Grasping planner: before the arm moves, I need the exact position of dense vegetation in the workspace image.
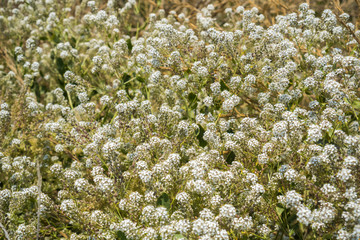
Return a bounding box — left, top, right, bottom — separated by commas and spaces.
0, 0, 360, 239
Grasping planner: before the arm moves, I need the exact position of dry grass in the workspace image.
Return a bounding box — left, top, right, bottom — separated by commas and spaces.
128, 0, 360, 29
0, 0, 359, 28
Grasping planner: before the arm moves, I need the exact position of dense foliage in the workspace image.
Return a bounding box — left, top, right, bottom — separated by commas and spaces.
1, 0, 360, 239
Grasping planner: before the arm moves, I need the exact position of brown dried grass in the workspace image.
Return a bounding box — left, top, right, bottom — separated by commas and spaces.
135, 0, 360, 28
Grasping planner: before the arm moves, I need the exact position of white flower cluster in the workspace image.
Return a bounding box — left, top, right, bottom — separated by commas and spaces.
0, 0, 360, 239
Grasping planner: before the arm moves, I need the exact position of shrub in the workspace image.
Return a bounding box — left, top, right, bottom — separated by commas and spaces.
0, 1, 360, 239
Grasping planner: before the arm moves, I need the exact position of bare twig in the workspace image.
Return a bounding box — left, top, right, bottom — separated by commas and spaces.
332, 0, 360, 46
48, 138, 80, 162
0, 221, 10, 240
168, 0, 200, 13
355, 0, 360, 9
36, 157, 42, 240
143, 0, 157, 7
0, 48, 24, 86
271, 0, 289, 11
220, 113, 245, 118
51, 227, 69, 239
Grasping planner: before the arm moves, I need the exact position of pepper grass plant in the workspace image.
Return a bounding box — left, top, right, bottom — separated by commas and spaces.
0, 0, 360, 239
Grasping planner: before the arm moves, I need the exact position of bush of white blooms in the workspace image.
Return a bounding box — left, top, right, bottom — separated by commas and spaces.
0, 0, 360, 239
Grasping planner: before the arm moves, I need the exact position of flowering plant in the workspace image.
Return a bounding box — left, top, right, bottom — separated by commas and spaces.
0, 1, 360, 239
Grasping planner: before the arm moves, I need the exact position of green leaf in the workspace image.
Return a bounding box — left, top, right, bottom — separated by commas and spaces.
70, 37, 77, 48
352, 100, 360, 110
298, 222, 304, 234
225, 151, 236, 164
122, 73, 132, 98
126, 39, 132, 52
116, 231, 127, 240
136, 76, 145, 83
220, 79, 229, 91
187, 92, 197, 103
276, 206, 284, 216
56, 57, 67, 76
122, 73, 131, 83
196, 125, 207, 147
187, 93, 198, 116
49, 30, 61, 43
30, 78, 41, 102
174, 234, 185, 239
156, 193, 171, 210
